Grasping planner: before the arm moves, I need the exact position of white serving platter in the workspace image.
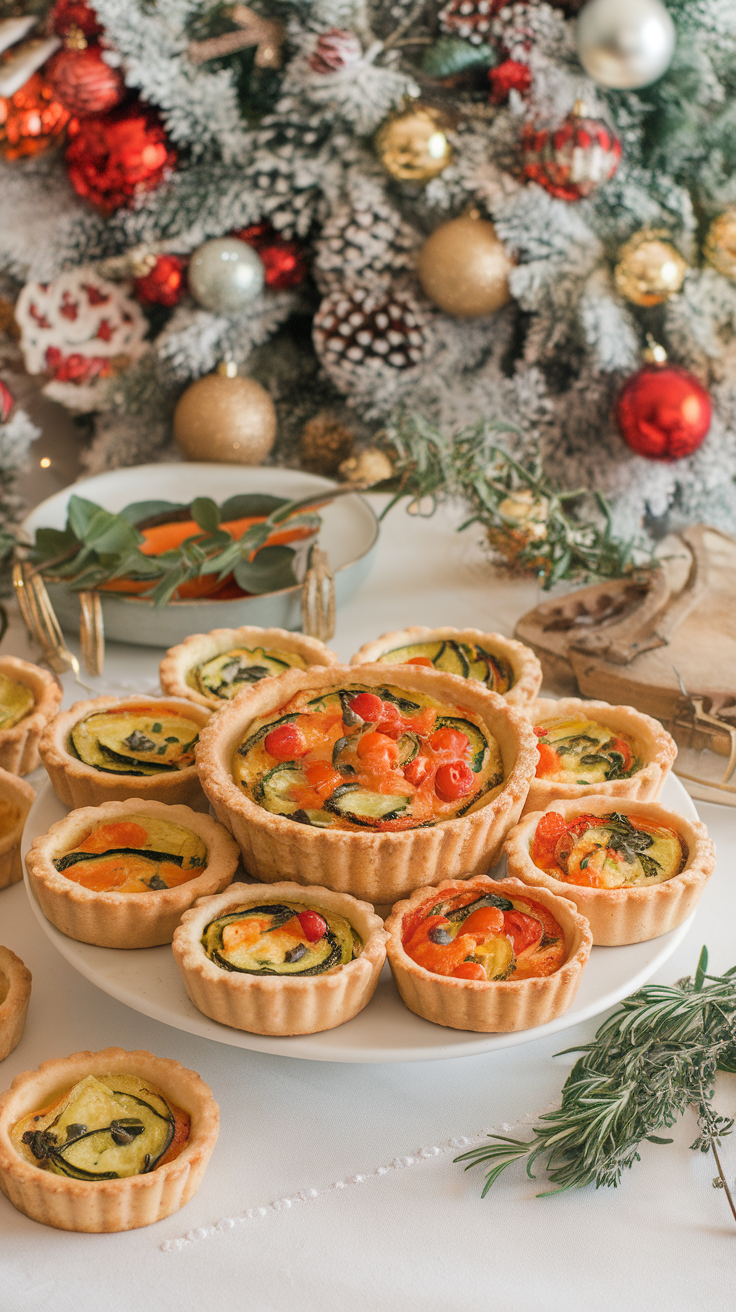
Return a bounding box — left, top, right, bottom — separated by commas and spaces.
22, 774, 699, 1064
21, 464, 379, 647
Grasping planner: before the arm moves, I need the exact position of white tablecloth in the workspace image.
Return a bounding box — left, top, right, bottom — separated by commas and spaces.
1, 495, 734, 1311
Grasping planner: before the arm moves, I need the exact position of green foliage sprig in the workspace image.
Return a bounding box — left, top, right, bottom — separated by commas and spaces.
381, 414, 649, 589
456, 947, 736, 1221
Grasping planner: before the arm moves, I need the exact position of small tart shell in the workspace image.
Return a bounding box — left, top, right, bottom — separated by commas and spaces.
522, 696, 677, 814
39, 695, 211, 811
195, 662, 538, 905
350, 626, 542, 710
160, 625, 339, 710
0, 656, 61, 776
173, 881, 388, 1036
385, 875, 592, 1033
504, 796, 715, 946
25, 800, 241, 949
0, 947, 32, 1061
0, 769, 35, 892
0, 1047, 219, 1232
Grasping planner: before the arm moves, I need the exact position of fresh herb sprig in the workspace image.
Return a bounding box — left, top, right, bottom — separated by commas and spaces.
456, 948, 736, 1220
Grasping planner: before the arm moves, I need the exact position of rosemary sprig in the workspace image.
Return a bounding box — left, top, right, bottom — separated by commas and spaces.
456, 948, 736, 1210
381, 412, 649, 589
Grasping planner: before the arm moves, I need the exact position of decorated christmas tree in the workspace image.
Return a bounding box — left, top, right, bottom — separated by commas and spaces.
1, 0, 736, 576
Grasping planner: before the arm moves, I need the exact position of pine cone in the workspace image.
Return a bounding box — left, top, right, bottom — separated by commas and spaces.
245, 107, 345, 238
300, 411, 355, 475
314, 197, 419, 295
313, 286, 430, 395
439, 0, 505, 45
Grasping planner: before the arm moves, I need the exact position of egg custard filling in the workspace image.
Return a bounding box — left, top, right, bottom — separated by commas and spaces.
11, 1074, 189, 1181
402, 887, 566, 982
0, 671, 34, 732
191, 647, 308, 702
70, 705, 200, 776
533, 715, 640, 785
202, 900, 361, 976
531, 810, 686, 889
232, 684, 504, 832
376, 639, 512, 694
53, 816, 207, 894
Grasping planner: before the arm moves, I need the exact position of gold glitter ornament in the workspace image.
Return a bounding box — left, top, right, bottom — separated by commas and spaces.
375, 104, 452, 183
416, 214, 512, 317
339, 447, 394, 486
704, 209, 736, 283
173, 361, 276, 464
614, 229, 687, 307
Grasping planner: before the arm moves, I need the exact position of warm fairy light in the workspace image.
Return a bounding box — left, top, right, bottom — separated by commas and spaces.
39, 457, 51, 468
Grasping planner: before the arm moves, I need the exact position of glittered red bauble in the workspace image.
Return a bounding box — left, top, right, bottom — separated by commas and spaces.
50, 1, 103, 40
522, 110, 622, 201
232, 223, 307, 290
134, 254, 186, 307
0, 379, 14, 423
65, 104, 176, 212
616, 365, 712, 461
0, 73, 70, 161
307, 29, 362, 74
47, 46, 125, 117
488, 59, 532, 104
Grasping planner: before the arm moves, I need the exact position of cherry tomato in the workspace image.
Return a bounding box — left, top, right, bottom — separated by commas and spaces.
375, 701, 403, 739
429, 727, 470, 756
357, 731, 399, 769
535, 742, 561, 778
297, 910, 327, 942
531, 810, 567, 866
349, 692, 384, 723
503, 910, 543, 954
406, 656, 434, 667
533, 725, 548, 737
264, 722, 307, 760
404, 754, 433, 788
452, 961, 487, 981
435, 760, 474, 802
461, 906, 504, 940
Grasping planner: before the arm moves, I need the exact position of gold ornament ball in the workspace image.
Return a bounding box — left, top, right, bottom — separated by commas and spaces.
173, 364, 277, 464
375, 105, 452, 183
614, 229, 687, 307
339, 447, 394, 486
704, 209, 736, 283
416, 216, 512, 318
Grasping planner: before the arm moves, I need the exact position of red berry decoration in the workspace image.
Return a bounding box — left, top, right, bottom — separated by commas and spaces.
232, 222, 307, 291
65, 103, 176, 212
134, 254, 186, 307
0, 380, 14, 423
47, 46, 125, 117
522, 103, 622, 202
616, 363, 712, 462
50, 0, 103, 40
488, 59, 532, 105
307, 29, 362, 74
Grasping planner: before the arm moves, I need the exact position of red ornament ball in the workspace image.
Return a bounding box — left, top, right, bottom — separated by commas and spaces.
65, 103, 176, 212
0, 379, 14, 424
232, 223, 307, 290
134, 254, 186, 307
47, 46, 125, 117
50, 0, 103, 40
488, 59, 532, 105
616, 365, 712, 461
0, 73, 70, 161
522, 109, 622, 201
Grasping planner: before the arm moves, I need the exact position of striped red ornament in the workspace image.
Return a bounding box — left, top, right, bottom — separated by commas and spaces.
47, 46, 125, 117
522, 106, 622, 201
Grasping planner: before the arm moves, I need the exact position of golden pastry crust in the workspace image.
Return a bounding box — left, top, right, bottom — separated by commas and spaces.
195, 662, 538, 905
504, 796, 715, 945
350, 626, 542, 710
25, 800, 240, 949
522, 696, 677, 814
160, 625, 339, 710
173, 881, 388, 1035
0, 656, 61, 776
0, 769, 35, 892
0, 1047, 219, 1232
0, 947, 32, 1062
39, 695, 211, 811
385, 876, 592, 1033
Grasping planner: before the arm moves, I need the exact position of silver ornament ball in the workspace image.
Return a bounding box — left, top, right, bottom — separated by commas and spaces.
188, 237, 265, 313
576, 0, 675, 89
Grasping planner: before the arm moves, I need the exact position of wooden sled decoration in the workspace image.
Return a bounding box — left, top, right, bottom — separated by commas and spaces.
514, 525, 736, 803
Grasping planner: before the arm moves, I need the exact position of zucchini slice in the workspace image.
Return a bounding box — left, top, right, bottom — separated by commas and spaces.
254, 761, 305, 815
396, 731, 420, 766
378, 640, 445, 666
433, 640, 470, 678
70, 708, 200, 776
237, 712, 299, 758
201, 901, 360, 975
324, 783, 409, 827
434, 716, 489, 773
196, 647, 296, 701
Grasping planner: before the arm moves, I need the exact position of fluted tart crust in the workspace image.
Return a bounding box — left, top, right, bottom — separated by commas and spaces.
160, 624, 338, 710
0, 656, 61, 776
504, 796, 715, 945
0, 768, 35, 892
0, 946, 32, 1062
25, 799, 240, 949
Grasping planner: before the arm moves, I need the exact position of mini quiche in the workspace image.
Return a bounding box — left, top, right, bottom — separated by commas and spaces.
0, 1047, 218, 1232
25, 800, 240, 948
159, 625, 338, 710
173, 881, 388, 1035
0, 768, 35, 892
523, 696, 676, 814
504, 797, 715, 945
39, 695, 211, 811
0, 656, 61, 776
385, 875, 591, 1032
0, 946, 32, 1062
350, 626, 542, 710
195, 662, 537, 904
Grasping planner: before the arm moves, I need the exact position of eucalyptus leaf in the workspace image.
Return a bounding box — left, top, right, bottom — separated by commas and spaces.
422, 36, 496, 76
66, 495, 104, 541
234, 544, 298, 595
191, 497, 221, 534
33, 526, 78, 560
119, 500, 186, 526
219, 493, 288, 520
